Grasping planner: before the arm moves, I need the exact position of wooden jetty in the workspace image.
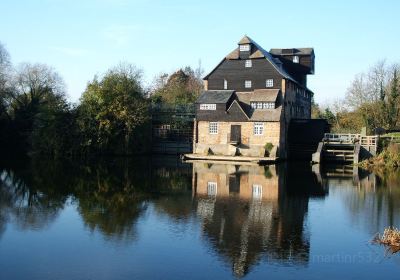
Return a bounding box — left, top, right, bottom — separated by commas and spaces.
182, 153, 278, 164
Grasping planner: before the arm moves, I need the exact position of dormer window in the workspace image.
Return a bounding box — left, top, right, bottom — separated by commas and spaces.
293, 56, 299, 63
200, 104, 216, 110
251, 102, 275, 109
245, 60, 252, 67
244, 80, 252, 88
239, 44, 250, 52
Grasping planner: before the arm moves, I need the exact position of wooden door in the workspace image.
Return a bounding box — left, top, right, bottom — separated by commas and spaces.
230, 125, 241, 144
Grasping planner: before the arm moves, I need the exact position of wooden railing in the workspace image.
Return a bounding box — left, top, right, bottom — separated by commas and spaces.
323, 133, 361, 144
323, 133, 378, 148
360, 136, 378, 147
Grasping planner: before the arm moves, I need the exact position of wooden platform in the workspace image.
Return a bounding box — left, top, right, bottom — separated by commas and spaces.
182, 153, 278, 164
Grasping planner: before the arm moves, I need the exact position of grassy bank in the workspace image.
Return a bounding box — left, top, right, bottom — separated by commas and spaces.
359, 142, 400, 170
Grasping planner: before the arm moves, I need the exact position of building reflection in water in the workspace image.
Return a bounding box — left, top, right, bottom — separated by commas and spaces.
191, 162, 327, 278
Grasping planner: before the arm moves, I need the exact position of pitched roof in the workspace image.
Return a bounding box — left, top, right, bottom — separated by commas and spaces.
196, 90, 234, 104
240, 36, 297, 84
249, 89, 280, 102
250, 107, 282, 122
238, 35, 252, 44
269, 48, 314, 56
227, 100, 249, 120
235, 91, 282, 122
203, 35, 305, 88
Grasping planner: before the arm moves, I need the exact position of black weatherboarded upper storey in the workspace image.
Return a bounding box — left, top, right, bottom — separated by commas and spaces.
203, 35, 314, 90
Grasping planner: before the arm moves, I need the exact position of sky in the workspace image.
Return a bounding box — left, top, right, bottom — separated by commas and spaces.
1, 0, 400, 104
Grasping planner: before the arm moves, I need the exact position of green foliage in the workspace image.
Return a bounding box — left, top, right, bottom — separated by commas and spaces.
386, 69, 400, 129
264, 142, 274, 156
264, 166, 273, 178
5, 63, 70, 155
77, 63, 150, 155
150, 67, 202, 105
313, 61, 400, 134
360, 143, 400, 169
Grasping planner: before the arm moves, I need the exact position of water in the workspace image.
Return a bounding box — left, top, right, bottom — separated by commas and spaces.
0, 157, 399, 280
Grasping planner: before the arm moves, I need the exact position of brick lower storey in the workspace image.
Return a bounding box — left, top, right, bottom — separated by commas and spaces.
194, 121, 285, 158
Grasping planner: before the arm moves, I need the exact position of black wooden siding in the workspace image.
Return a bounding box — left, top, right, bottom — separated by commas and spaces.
195, 101, 248, 122
207, 58, 283, 92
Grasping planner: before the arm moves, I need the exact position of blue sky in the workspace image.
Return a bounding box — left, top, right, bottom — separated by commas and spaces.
1, 0, 400, 104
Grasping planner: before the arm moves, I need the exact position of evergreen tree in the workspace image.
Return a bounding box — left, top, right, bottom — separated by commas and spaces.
387, 69, 399, 129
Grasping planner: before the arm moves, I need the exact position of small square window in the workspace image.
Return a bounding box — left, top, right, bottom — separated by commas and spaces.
239, 44, 250, 52
293, 56, 299, 63
245, 60, 252, 67
245, 80, 252, 88
266, 79, 273, 87
254, 122, 264, 135
256, 102, 263, 109
209, 122, 218, 134
251, 102, 257, 109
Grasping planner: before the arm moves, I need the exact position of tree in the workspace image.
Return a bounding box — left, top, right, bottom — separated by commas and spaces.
150, 66, 203, 105
78, 63, 149, 155
344, 61, 400, 131
0, 42, 13, 152
0, 42, 11, 119
387, 69, 400, 129
8, 63, 68, 154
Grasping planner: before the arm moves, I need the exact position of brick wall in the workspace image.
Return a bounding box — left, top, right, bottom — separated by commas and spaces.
196, 121, 281, 146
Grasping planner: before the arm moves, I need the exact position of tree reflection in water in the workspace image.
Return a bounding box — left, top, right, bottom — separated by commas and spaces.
0, 156, 193, 243
1, 157, 400, 278
0, 159, 69, 233
314, 164, 400, 236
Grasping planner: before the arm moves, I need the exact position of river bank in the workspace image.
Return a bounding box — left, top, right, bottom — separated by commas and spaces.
359, 142, 400, 170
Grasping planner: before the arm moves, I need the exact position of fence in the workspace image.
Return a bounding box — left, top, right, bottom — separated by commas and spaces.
323, 133, 378, 149
151, 104, 195, 154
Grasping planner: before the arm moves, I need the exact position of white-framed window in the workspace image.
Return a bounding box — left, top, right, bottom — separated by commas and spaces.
200, 104, 216, 110
252, 184, 262, 199
207, 182, 217, 196
245, 80, 252, 88
251, 102, 275, 110
254, 122, 264, 135
239, 44, 250, 52
223, 79, 227, 89
293, 56, 299, 63
263, 102, 275, 109
245, 60, 252, 68
209, 122, 218, 134
266, 79, 273, 87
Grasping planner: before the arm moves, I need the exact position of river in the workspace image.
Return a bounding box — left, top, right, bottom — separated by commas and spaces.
0, 157, 399, 279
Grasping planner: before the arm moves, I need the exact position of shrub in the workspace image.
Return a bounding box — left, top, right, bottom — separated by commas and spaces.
264, 142, 274, 157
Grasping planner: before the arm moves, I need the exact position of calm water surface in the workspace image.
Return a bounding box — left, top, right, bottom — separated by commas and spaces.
0, 157, 399, 279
